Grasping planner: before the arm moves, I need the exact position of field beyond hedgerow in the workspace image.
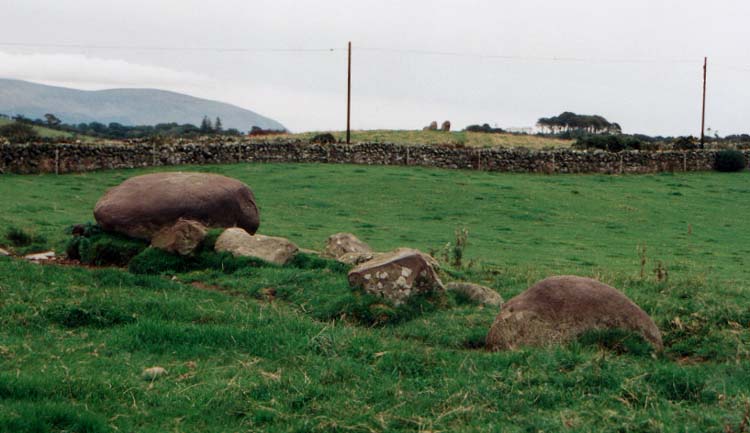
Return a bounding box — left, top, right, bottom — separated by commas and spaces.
247, 129, 573, 149
1, 163, 749, 432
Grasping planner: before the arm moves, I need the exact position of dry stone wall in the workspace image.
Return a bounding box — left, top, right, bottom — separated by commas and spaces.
1, 141, 748, 175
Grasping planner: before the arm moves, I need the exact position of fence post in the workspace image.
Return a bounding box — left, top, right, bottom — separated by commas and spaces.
55, 148, 59, 175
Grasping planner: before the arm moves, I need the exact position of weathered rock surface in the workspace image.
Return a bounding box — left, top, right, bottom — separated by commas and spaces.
151, 219, 207, 255
215, 227, 298, 265
0, 247, 9, 257
323, 233, 373, 260
446, 282, 503, 306
486, 275, 662, 351
391, 247, 441, 270
348, 248, 444, 305
337, 251, 376, 265
441, 120, 451, 132
94, 172, 259, 240
298, 247, 320, 255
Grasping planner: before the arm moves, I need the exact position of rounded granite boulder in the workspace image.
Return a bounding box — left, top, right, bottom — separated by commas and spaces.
486, 275, 662, 351
94, 172, 259, 240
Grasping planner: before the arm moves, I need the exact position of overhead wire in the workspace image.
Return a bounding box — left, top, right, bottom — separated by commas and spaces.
0, 41, 747, 69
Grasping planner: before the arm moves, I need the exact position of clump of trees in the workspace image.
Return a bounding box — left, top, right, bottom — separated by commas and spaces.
537, 112, 621, 135
464, 123, 505, 133
572, 134, 643, 152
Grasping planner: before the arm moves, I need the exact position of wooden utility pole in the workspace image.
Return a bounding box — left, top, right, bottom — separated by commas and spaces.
700, 57, 707, 148
346, 41, 352, 144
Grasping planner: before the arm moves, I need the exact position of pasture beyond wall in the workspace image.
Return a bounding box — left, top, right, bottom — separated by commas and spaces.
1, 141, 749, 175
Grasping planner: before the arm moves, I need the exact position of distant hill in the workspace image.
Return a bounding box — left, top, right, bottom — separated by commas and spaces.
0, 79, 285, 132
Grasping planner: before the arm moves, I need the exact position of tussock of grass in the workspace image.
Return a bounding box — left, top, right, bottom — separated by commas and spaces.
66, 226, 148, 266
44, 302, 136, 329
0, 401, 109, 433
575, 328, 654, 356
3, 226, 49, 255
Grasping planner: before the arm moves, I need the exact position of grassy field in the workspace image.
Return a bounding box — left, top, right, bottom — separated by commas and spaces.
0, 118, 97, 142
249, 129, 573, 149
1, 163, 749, 432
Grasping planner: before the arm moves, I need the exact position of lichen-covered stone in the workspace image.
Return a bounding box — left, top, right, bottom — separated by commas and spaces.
348, 248, 444, 306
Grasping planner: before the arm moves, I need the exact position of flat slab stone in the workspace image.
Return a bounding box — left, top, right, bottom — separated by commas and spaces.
24, 251, 55, 261
215, 227, 298, 265
446, 282, 503, 306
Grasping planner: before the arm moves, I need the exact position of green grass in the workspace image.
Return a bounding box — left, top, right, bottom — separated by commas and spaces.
1, 164, 748, 282
1, 163, 749, 431
249, 129, 573, 149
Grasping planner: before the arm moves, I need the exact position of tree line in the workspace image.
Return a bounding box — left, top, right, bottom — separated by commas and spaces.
5, 113, 245, 140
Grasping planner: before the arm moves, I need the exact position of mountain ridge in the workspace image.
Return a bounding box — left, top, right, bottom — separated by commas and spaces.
0, 78, 285, 132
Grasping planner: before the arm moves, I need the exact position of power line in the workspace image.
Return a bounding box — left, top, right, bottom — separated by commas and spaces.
0, 41, 341, 53
357, 46, 700, 65
1, 40, 746, 68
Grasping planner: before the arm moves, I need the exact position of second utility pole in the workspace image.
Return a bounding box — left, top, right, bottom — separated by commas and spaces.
346, 41, 352, 144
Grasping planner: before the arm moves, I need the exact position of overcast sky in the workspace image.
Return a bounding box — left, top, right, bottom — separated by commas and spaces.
0, 0, 748, 135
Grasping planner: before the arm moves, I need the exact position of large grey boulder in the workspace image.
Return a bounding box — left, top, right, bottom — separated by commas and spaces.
215, 228, 298, 265
446, 282, 503, 306
486, 275, 662, 351
94, 172, 259, 240
150, 219, 207, 256
348, 248, 444, 306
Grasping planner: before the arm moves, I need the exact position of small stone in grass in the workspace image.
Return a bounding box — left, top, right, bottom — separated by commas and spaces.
23, 251, 55, 261
142, 366, 168, 381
